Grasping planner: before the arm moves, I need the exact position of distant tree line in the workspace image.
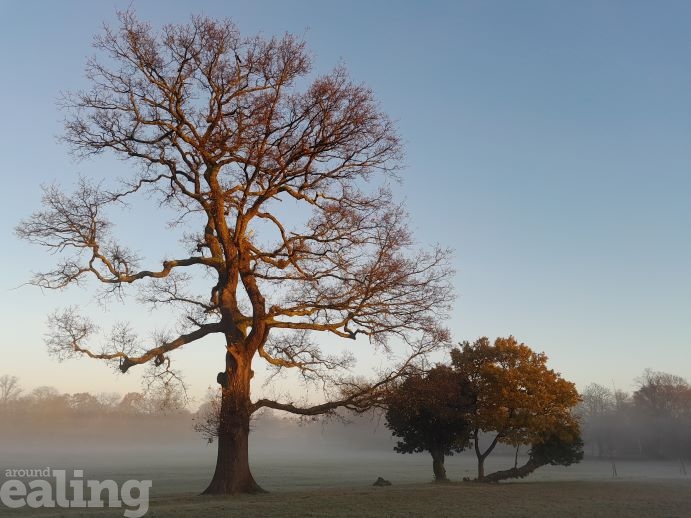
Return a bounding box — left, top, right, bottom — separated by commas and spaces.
0, 374, 195, 449
0, 374, 188, 419
0, 375, 202, 453
578, 369, 691, 463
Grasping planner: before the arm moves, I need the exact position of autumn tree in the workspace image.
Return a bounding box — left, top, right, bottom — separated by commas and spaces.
451, 336, 581, 481
15, 12, 453, 495
385, 365, 474, 482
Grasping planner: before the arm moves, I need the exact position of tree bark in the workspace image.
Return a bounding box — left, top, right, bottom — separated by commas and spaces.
474, 429, 501, 481
430, 449, 448, 482
202, 350, 264, 495
483, 457, 544, 483
477, 456, 485, 480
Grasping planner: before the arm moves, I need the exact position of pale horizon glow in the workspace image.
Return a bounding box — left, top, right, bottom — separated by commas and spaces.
1, 1, 689, 405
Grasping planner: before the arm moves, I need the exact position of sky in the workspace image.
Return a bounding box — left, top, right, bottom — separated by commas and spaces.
1, 0, 689, 405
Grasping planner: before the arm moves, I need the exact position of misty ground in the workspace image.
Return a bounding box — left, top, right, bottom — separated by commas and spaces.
1, 415, 690, 516
1, 448, 690, 516
0, 473, 689, 517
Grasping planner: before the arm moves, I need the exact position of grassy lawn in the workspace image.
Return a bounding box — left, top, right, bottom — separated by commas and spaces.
1, 479, 690, 517
2, 451, 690, 517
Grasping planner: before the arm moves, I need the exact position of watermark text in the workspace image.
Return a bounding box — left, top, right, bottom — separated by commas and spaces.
1, 468, 151, 518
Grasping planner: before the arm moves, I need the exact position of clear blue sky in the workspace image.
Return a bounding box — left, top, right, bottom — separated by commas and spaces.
1, 0, 689, 403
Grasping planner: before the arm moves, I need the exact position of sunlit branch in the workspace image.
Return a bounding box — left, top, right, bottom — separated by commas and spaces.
252, 334, 439, 415
117, 323, 223, 372
46, 307, 223, 373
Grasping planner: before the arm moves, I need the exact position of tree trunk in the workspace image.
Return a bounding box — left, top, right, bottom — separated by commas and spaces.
474, 429, 500, 481
202, 350, 264, 495
477, 456, 485, 481
483, 457, 544, 483
430, 449, 448, 482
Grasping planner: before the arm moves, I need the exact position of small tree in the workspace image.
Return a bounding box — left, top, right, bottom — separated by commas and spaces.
0, 375, 22, 406
633, 369, 691, 459
579, 383, 616, 458
117, 392, 147, 415
0, 375, 23, 418
15, 11, 453, 494
385, 365, 474, 482
634, 369, 690, 420
451, 336, 581, 481
68, 392, 103, 415
194, 388, 223, 444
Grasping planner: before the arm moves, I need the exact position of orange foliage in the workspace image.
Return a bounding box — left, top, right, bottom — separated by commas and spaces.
451, 336, 581, 479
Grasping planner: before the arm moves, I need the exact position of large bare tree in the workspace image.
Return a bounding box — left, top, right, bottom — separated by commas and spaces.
16, 12, 453, 494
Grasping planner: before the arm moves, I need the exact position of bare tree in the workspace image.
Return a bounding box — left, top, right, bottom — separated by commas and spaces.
634, 369, 690, 419
633, 369, 691, 459
194, 388, 223, 444
579, 383, 616, 458
96, 392, 123, 412
16, 12, 453, 494
0, 375, 22, 405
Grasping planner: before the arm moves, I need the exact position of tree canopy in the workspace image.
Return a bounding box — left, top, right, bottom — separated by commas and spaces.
451, 336, 581, 480
633, 369, 691, 459
385, 365, 474, 481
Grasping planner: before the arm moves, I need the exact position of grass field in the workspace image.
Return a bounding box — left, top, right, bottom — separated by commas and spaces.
1, 479, 690, 517
1, 449, 690, 517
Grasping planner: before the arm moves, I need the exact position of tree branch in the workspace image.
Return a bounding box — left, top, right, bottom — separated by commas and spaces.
45, 307, 223, 373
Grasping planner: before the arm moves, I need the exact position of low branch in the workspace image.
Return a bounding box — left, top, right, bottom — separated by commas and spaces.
483, 458, 544, 483
251, 333, 438, 415
46, 308, 223, 373
118, 323, 223, 372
